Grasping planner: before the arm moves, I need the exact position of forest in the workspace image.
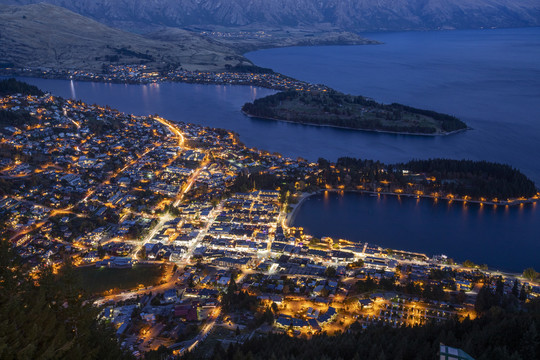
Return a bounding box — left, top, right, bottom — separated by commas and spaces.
242, 90, 467, 135
230, 157, 537, 202
186, 297, 540, 360
0, 243, 133, 360
316, 157, 538, 200
0, 109, 39, 128
0, 78, 44, 96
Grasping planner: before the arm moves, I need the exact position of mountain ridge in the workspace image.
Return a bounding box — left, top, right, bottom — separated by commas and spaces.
2, 0, 539, 32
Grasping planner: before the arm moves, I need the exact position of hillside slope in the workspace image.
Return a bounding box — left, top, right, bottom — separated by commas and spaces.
0, 3, 250, 71
2, 0, 540, 32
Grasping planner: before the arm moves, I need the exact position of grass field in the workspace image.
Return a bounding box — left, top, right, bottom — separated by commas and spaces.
75, 264, 167, 295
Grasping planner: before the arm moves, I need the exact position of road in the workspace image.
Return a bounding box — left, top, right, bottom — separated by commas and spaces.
10, 115, 181, 246
185, 272, 248, 354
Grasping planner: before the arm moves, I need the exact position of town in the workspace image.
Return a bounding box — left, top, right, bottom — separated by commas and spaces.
2, 64, 331, 92
1, 84, 539, 359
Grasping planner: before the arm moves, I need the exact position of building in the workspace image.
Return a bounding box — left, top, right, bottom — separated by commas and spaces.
174, 305, 199, 322
439, 345, 475, 360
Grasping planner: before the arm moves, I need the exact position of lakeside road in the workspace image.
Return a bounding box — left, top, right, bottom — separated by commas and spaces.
287, 188, 539, 223
289, 189, 540, 271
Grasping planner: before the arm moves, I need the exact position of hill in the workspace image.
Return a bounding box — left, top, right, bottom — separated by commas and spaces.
242, 90, 468, 135
0, 77, 43, 96
0, 3, 252, 72
0, 243, 133, 360
3, 0, 540, 32
147, 26, 377, 55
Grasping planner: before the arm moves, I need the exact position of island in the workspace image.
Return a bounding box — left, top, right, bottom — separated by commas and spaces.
242, 90, 468, 135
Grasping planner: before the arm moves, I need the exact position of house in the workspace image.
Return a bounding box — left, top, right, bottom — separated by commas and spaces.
456, 280, 473, 291
217, 276, 231, 287
307, 318, 321, 332
358, 299, 374, 309
174, 305, 198, 322
317, 307, 337, 324
141, 313, 156, 323
275, 314, 309, 329
164, 289, 178, 303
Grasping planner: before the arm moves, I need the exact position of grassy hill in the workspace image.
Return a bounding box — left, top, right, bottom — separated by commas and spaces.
0, 3, 252, 72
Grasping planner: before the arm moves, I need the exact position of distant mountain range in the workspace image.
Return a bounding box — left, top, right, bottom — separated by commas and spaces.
1, 0, 538, 73
2, 0, 540, 32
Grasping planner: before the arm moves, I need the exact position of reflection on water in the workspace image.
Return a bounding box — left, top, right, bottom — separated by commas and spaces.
69, 80, 76, 99
293, 192, 540, 272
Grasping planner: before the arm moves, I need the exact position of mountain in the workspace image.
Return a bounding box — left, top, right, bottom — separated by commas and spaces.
147, 27, 377, 55
0, 3, 251, 72
2, 0, 540, 32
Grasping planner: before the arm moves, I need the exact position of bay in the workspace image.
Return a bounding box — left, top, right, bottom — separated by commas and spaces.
292, 192, 540, 272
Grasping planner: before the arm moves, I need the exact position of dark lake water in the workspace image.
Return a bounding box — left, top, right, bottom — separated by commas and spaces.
12, 27, 540, 272
293, 192, 539, 272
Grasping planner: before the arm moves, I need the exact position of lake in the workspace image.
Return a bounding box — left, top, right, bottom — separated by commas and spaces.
292, 192, 539, 272
12, 27, 540, 272
247, 27, 540, 186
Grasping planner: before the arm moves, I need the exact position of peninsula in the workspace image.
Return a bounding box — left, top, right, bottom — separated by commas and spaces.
242, 90, 468, 135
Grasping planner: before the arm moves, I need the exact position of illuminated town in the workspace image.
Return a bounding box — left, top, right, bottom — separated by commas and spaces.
1, 88, 538, 358
3, 64, 331, 92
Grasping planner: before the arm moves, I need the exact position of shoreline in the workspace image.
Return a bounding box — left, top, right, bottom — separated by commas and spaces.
287, 189, 539, 218
4, 72, 470, 137
1, 69, 327, 93
286, 192, 316, 227
242, 111, 470, 137
285, 189, 539, 277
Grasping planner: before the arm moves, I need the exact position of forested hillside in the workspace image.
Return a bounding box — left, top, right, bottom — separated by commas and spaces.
242, 91, 467, 135
186, 299, 540, 360
0, 243, 132, 359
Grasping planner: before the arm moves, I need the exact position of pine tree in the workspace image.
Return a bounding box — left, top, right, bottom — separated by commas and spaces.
511, 280, 519, 298
519, 322, 538, 360
0, 245, 132, 360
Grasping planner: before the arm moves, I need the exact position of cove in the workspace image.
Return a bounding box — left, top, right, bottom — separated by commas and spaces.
292, 192, 540, 273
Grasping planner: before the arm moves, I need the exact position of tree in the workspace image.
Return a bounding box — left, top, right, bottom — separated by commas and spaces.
0, 243, 132, 360
347, 259, 364, 269
325, 266, 337, 278
519, 284, 528, 301
263, 307, 274, 324
519, 322, 538, 360
97, 244, 106, 258
228, 276, 238, 294
145, 345, 172, 360
475, 285, 494, 314
138, 245, 146, 260
523, 267, 539, 282
511, 280, 519, 298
